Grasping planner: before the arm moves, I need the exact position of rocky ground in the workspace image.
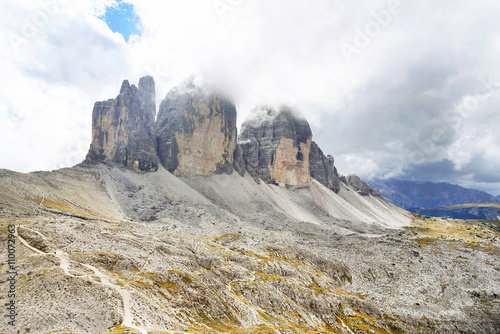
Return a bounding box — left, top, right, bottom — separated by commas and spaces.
0, 166, 499, 334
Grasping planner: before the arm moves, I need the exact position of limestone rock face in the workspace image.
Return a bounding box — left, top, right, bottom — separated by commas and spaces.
232, 144, 246, 176
155, 82, 237, 176
85, 76, 158, 172
309, 141, 341, 193
239, 106, 312, 186
346, 175, 381, 196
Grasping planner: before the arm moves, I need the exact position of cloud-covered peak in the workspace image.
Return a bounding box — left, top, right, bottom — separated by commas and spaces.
242, 105, 307, 128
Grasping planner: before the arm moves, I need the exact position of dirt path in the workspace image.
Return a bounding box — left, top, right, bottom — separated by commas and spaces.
16, 225, 148, 334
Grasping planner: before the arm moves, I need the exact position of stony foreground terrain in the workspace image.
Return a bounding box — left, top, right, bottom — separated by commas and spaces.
1, 165, 499, 334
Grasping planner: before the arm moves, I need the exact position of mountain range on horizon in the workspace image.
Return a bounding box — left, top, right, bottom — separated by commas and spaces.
367, 178, 500, 220
366, 178, 500, 209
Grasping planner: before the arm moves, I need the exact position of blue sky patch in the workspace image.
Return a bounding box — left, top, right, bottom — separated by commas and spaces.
101, 1, 141, 42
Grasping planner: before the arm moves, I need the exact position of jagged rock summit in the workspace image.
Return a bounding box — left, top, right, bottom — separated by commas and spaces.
309, 141, 341, 193
84, 76, 379, 196
155, 79, 238, 176
85, 76, 158, 172
346, 174, 381, 197
239, 106, 312, 186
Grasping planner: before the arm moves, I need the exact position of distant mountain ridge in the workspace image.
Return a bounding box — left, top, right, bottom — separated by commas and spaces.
366, 179, 500, 209
412, 203, 500, 220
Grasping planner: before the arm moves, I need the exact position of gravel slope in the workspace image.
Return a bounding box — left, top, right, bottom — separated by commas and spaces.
0, 164, 498, 334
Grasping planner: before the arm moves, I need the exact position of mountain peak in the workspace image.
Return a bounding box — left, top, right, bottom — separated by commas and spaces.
156, 81, 237, 176
346, 175, 381, 196
138, 75, 155, 92
242, 105, 306, 128
85, 76, 158, 172
84, 75, 383, 198
119, 79, 131, 94
239, 105, 312, 186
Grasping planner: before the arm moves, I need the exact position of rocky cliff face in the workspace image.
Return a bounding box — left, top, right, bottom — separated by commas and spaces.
85, 76, 158, 172
232, 144, 246, 176
346, 175, 381, 196
239, 106, 312, 186
309, 141, 341, 193
155, 82, 238, 176
84, 76, 371, 195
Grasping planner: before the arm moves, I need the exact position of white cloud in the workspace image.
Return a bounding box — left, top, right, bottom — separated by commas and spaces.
0, 0, 499, 194
0, 0, 130, 172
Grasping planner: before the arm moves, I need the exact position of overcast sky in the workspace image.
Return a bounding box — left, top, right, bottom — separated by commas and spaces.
1, 0, 499, 195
